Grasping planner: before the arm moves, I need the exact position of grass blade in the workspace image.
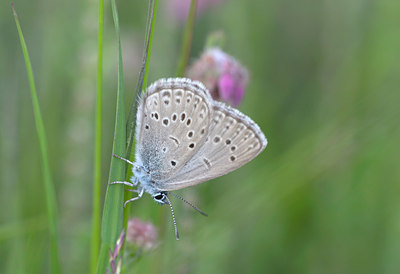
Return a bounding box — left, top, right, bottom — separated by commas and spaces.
176, 0, 198, 77
96, 0, 126, 272
91, 0, 104, 272
122, 0, 159, 248
125, 0, 158, 158
11, 4, 61, 273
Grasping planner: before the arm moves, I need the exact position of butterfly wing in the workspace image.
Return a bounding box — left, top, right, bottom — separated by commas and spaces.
155, 101, 267, 191
135, 78, 213, 181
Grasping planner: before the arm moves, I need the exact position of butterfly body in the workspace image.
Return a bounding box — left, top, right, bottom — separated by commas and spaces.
129, 164, 168, 205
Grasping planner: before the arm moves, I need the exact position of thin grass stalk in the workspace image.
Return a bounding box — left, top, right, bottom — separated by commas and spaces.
141, 0, 158, 97
96, 0, 127, 272
91, 0, 104, 272
122, 0, 159, 251
176, 0, 198, 77
11, 4, 61, 273
125, 0, 158, 159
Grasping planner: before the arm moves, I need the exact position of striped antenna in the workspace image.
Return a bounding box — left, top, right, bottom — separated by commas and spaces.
164, 195, 179, 240
169, 192, 208, 216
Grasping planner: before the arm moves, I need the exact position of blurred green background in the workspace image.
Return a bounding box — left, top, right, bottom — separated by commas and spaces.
1, 0, 400, 273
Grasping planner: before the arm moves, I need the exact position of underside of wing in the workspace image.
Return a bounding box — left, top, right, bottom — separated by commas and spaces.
156, 101, 267, 191
135, 78, 213, 181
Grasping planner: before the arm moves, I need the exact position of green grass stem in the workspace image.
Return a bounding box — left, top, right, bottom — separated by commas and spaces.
96, 0, 126, 272
141, 0, 158, 97
91, 0, 104, 272
125, 0, 158, 159
176, 0, 197, 77
122, 0, 159, 252
12, 4, 61, 273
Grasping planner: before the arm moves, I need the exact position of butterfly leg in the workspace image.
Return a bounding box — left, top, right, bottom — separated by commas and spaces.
124, 188, 144, 207
125, 188, 139, 193
109, 181, 136, 188
112, 154, 141, 170
130, 176, 139, 186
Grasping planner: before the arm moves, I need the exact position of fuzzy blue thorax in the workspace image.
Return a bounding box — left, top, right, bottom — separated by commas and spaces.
131, 164, 168, 205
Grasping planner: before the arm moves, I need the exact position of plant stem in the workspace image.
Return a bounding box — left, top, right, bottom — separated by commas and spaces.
125, 0, 158, 159
176, 0, 198, 77
12, 4, 61, 273
91, 0, 104, 272
96, 0, 126, 272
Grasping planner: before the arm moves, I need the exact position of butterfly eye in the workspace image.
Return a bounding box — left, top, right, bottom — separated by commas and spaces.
153, 193, 166, 204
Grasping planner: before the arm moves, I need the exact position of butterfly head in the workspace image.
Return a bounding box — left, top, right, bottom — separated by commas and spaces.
152, 192, 168, 205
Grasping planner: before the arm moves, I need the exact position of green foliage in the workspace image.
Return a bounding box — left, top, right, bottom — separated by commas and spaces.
11, 5, 60, 273
176, 0, 197, 77
2, 0, 400, 273
96, 0, 126, 272
126, 0, 158, 159
91, 0, 104, 272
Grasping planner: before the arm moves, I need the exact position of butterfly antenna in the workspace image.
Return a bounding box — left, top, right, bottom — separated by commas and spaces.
113, 154, 134, 166
164, 195, 179, 240
169, 192, 208, 217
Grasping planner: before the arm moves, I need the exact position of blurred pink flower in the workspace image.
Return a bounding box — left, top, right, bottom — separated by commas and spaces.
165, 0, 224, 22
187, 47, 249, 107
126, 218, 157, 251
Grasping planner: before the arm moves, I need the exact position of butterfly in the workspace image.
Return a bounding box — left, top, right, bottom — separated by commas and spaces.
112, 78, 267, 239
